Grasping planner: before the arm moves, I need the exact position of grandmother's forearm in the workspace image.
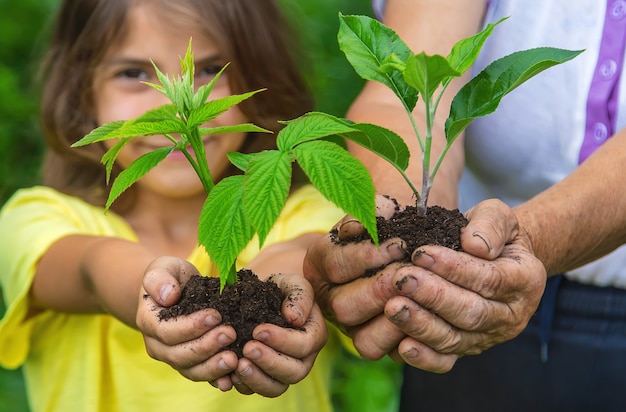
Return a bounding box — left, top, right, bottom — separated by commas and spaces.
514, 129, 626, 275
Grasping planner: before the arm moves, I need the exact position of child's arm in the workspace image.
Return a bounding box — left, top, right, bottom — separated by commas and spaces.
31, 235, 155, 325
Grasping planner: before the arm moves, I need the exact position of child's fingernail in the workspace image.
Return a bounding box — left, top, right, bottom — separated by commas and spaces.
204, 314, 221, 327
247, 349, 261, 360
159, 283, 174, 303
218, 358, 233, 370
338, 219, 363, 238
254, 330, 269, 342
217, 333, 233, 346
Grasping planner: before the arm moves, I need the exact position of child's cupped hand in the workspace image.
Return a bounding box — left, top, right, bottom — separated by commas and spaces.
136, 256, 327, 397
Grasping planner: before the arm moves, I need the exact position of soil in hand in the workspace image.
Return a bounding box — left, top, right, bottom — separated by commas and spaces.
158, 269, 290, 358
333, 203, 468, 257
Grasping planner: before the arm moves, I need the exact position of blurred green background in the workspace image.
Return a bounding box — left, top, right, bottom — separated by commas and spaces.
0, 0, 401, 411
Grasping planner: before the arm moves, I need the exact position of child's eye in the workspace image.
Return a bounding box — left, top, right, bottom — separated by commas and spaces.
198, 64, 224, 77
116, 68, 149, 80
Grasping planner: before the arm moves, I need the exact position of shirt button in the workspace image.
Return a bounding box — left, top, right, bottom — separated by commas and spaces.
593, 122, 608, 143
599, 59, 617, 79
611, 0, 626, 20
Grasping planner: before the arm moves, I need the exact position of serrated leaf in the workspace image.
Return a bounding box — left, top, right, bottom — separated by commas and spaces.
187, 90, 264, 129
116, 119, 187, 138
404, 53, 459, 101
72, 120, 125, 147
445, 47, 583, 143
347, 123, 410, 171
338, 13, 418, 111
101, 139, 130, 183
197, 123, 271, 137
81, 119, 186, 144
199, 175, 254, 287
153, 62, 177, 104
242, 151, 291, 246
105, 146, 173, 210
277, 112, 357, 151
294, 140, 378, 244
181, 39, 195, 81
192, 64, 229, 108
142, 81, 165, 94
227, 151, 257, 171
130, 104, 179, 123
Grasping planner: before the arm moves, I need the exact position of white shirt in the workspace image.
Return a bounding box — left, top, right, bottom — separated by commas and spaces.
461, 0, 626, 287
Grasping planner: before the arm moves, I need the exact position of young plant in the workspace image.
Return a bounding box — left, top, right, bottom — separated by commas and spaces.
203, 14, 582, 282
333, 14, 583, 214
71, 40, 270, 289
70, 39, 393, 289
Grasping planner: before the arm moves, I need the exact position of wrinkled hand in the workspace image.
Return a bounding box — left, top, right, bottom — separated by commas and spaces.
303, 196, 409, 357
137, 257, 327, 397
303, 197, 547, 373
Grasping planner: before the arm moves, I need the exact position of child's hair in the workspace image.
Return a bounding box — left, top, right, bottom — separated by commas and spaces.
39, 0, 314, 209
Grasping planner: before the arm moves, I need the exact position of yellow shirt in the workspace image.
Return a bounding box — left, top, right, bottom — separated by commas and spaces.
0, 185, 346, 412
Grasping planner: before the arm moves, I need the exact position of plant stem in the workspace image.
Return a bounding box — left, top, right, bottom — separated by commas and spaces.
429, 85, 451, 183
419, 93, 434, 215
186, 126, 214, 194
397, 168, 422, 205
408, 107, 425, 153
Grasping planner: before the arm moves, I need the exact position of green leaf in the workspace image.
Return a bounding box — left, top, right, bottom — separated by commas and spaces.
101, 139, 129, 184
227, 151, 256, 171
115, 119, 187, 139
72, 120, 125, 147
404, 53, 459, 101
131, 104, 179, 123
152, 62, 178, 105
180, 38, 195, 81
78, 118, 186, 145
338, 13, 418, 111
105, 146, 173, 210
294, 140, 378, 244
141, 80, 165, 95
199, 175, 255, 287
347, 123, 410, 171
243, 150, 291, 246
187, 90, 264, 129
192, 64, 230, 108
445, 47, 584, 143
277, 112, 357, 151
444, 17, 508, 86
197, 123, 270, 137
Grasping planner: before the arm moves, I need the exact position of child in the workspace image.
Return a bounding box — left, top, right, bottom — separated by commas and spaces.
0, 0, 346, 410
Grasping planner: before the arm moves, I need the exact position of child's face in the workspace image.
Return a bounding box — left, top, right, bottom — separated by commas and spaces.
92, 4, 247, 200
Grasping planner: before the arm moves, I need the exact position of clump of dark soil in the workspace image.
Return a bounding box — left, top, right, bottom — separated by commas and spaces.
158, 269, 290, 358
333, 203, 468, 258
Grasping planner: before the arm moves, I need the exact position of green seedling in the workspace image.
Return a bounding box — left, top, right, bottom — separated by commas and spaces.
71, 39, 386, 289
335, 14, 582, 212
73, 15, 582, 291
